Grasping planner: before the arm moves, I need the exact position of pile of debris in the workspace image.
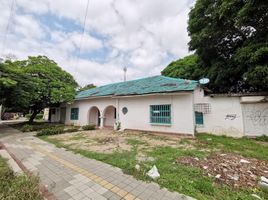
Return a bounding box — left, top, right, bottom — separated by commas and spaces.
177, 153, 268, 189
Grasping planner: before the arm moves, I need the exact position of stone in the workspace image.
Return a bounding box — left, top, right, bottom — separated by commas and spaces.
240, 159, 250, 164
215, 174, 221, 179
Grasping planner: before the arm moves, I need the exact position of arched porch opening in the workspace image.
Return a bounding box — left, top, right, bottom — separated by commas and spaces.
88, 106, 100, 126
103, 105, 116, 128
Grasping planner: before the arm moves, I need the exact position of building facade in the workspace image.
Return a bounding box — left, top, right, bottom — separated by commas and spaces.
50, 76, 268, 137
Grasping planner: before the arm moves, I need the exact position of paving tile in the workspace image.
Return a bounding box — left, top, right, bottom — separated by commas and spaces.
0, 125, 196, 200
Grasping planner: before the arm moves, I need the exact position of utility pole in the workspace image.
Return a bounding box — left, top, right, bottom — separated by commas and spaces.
123, 67, 127, 82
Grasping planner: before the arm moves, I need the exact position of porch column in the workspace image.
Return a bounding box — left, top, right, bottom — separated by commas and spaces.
99, 114, 104, 129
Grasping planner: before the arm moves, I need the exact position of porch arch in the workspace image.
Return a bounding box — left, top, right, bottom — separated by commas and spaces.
103, 105, 116, 127
88, 106, 100, 126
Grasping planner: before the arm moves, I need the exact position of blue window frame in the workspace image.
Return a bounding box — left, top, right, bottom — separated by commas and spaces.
195, 112, 204, 125
70, 108, 79, 120
150, 104, 171, 124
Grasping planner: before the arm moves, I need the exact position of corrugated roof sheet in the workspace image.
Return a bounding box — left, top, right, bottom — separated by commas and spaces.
76, 75, 198, 99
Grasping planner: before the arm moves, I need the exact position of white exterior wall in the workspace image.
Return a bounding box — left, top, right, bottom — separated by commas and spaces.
194, 89, 244, 137
118, 94, 195, 135
65, 98, 117, 126
63, 93, 195, 135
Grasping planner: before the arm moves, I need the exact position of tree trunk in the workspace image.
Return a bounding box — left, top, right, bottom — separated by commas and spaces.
28, 109, 40, 123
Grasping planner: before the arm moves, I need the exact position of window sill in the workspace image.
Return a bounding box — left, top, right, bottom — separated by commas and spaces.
150, 123, 172, 127
195, 124, 204, 128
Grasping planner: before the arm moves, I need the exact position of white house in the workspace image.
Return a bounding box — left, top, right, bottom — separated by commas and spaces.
50, 75, 268, 137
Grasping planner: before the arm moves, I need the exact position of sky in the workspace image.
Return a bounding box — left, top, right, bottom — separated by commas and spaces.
0, 0, 195, 86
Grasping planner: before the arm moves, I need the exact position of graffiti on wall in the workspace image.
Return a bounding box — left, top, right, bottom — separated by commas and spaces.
225, 114, 238, 120
245, 108, 268, 126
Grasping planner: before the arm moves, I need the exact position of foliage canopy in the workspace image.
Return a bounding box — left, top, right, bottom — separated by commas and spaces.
0, 56, 77, 122
163, 0, 268, 93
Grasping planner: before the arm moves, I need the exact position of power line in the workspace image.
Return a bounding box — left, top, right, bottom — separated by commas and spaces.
73, 0, 90, 78
1, 0, 16, 56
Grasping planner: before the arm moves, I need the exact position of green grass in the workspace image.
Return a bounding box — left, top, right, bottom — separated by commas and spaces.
196, 133, 268, 160
0, 156, 42, 200
39, 133, 268, 200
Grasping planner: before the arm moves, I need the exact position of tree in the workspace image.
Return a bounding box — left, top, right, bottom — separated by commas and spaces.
78, 83, 96, 92
187, 0, 268, 93
2, 56, 78, 122
161, 54, 203, 80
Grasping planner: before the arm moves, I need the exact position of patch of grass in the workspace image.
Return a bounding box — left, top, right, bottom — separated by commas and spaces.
39, 133, 268, 200
196, 133, 268, 160
70, 133, 87, 140
254, 135, 268, 142
127, 138, 148, 146
0, 156, 42, 200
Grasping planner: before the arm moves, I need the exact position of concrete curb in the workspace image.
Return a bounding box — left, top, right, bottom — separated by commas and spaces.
0, 142, 56, 200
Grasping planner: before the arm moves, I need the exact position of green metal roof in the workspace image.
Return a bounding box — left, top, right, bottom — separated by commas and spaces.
76, 75, 198, 99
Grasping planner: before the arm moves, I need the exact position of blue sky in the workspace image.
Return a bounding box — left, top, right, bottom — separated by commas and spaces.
0, 0, 195, 86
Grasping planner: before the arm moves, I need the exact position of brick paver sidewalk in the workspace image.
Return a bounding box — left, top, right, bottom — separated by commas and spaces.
0, 124, 195, 200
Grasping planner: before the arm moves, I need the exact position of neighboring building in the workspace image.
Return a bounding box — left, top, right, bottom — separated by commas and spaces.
50, 75, 268, 137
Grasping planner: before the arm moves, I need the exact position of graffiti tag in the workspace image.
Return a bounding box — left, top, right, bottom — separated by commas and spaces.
225, 114, 238, 120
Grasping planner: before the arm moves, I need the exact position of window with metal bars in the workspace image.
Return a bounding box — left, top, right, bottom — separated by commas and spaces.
150, 104, 171, 124
70, 108, 79, 120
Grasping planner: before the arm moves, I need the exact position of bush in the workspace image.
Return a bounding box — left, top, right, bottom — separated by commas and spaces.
35, 113, 43, 120
21, 124, 34, 132
255, 135, 268, 142
36, 126, 64, 136
25, 114, 31, 119
64, 127, 79, 133
82, 124, 96, 130
25, 113, 43, 120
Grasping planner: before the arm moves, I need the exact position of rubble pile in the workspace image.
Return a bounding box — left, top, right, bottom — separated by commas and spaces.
177, 153, 268, 188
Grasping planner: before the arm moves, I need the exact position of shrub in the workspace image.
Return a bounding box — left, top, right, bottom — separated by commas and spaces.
25, 114, 31, 119
25, 113, 43, 120
64, 127, 79, 133
255, 135, 268, 142
82, 124, 96, 130
36, 126, 64, 136
21, 124, 34, 132
35, 114, 43, 120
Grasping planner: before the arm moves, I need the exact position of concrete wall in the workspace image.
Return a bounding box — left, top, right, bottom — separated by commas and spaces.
61, 93, 195, 135
194, 89, 244, 137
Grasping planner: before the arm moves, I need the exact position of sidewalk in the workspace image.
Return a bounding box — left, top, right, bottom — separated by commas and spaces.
0, 124, 195, 200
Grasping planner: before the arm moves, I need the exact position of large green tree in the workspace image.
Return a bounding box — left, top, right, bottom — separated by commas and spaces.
187, 0, 268, 93
1, 56, 78, 122
161, 54, 203, 80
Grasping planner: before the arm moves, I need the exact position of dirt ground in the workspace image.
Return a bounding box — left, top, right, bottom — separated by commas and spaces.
49, 129, 188, 153
177, 153, 268, 189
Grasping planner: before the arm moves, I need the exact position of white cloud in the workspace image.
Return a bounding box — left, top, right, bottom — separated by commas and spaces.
0, 0, 195, 87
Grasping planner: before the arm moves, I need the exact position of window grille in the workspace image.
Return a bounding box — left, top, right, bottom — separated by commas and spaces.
194, 103, 211, 114
150, 104, 171, 124
70, 108, 79, 120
